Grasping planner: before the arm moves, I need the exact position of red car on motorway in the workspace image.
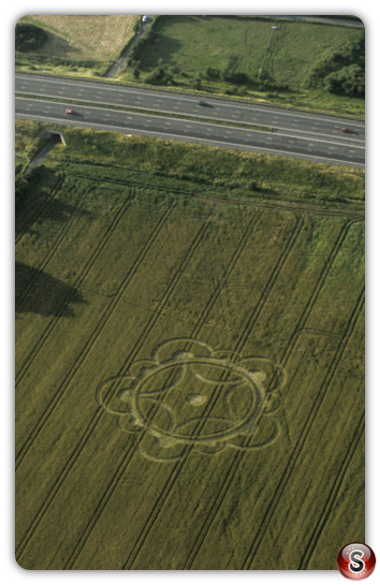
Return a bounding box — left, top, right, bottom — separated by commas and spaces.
341, 127, 354, 133
65, 109, 76, 115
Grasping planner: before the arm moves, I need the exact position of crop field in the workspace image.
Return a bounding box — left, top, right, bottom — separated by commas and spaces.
18, 15, 139, 61
15, 126, 364, 570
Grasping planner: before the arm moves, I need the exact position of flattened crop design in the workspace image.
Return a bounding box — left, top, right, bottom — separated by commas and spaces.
96, 338, 286, 462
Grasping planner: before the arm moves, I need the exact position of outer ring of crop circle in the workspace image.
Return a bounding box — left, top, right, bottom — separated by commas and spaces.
130, 357, 264, 444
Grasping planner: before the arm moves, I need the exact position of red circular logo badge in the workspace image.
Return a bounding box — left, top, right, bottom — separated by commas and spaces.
337, 543, 376, 579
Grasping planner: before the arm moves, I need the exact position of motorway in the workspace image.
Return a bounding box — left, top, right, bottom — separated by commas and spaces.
15, 73, 365, 168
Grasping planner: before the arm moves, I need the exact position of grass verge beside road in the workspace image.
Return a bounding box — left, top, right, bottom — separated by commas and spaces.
16, 120, 365, 213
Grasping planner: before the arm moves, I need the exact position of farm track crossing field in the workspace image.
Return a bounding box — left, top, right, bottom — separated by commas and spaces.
15, 145, 364, 569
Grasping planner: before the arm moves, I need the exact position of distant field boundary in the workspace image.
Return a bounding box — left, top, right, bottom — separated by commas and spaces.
238, 15, 363, 27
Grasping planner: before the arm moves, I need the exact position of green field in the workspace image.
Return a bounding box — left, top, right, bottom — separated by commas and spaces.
16, 123, 364, 570
122, 16, 364, 117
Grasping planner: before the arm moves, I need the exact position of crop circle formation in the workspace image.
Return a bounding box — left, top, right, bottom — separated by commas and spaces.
96, 338, 286, 462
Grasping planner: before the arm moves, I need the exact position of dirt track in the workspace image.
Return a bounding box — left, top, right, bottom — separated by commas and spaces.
105, 17, 151, 78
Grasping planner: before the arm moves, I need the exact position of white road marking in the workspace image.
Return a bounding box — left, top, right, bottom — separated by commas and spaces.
15, 112, 364, 168
16, 73, 364, 130
16, 97, 365, 150
15, 91, 364, 144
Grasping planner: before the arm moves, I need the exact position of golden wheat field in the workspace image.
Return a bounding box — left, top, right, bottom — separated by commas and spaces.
18, 15, 139, 61
15, 129, 365, 570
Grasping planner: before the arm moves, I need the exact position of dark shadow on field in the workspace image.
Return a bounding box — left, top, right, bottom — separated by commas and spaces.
36, 30, 84, 58
16, 166, 94, 237
15, 262, 87, 318
252, 185, 278, 197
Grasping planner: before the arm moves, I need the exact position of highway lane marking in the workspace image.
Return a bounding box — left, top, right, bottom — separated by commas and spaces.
15, 73, 365, 129
16, 97, 365, 150
15, 93, 365, 145
17, 96, 365, 155
15, 112, 364, 168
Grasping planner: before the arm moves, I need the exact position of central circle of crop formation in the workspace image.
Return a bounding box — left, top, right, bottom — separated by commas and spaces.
129, 355, 264, 445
